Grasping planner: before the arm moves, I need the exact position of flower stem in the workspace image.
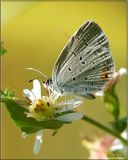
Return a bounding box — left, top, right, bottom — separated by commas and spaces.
82, 115, 127, 145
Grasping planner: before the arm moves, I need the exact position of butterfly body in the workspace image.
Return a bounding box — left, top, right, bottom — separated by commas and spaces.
46, 20, 114, 99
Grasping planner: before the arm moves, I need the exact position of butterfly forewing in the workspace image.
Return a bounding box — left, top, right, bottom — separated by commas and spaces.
52, 20, 114, 98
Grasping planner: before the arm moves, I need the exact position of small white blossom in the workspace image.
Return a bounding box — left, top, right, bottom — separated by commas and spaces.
23, 79, 84, 121
23, 79, 57, 121
119, 67, 127, 76
95, 91, 104, 96
23, 79, 84, 154
110, 131, 127, 152
82, 131, 127, 159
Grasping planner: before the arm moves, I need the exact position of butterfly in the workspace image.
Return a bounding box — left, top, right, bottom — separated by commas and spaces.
45, 20, 115, 99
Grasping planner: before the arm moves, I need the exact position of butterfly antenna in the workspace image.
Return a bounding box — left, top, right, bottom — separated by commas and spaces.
28, 76, 45, 83
25, 67, 48, 82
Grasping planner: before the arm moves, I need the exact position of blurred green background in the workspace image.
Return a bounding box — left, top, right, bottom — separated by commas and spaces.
1, 1, 127, 159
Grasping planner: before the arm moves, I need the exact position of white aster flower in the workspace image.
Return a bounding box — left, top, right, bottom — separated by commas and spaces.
23, 79, 55, 121
23, 79, 84, 122
23, 79, 84, 154
82, 136, 115, 159
110, 131, 128, 153
82, 131, 127, 159
118, 67, 127, 76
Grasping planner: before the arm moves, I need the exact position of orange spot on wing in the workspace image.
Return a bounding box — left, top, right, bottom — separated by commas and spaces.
101, 63, 109, 80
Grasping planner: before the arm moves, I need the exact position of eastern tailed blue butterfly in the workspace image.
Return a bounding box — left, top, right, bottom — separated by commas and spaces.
45, 20, 115, 99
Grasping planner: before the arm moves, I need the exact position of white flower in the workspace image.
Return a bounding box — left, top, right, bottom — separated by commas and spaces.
82, 131, 127, 159
110, 131, 127, 152
23, 79, 56, 121
82, 136, 115, 159
23, 79, 84, 121
118, 67, 127, 76
23, 79, 84, 154
95, 91, 104, 97
23, 79, 42, 103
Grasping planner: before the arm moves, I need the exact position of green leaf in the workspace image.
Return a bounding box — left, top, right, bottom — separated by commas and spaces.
0, 45, 7, 56
0, 90, 6, 97
0, 88, 16, 99
110, 117, 127, 133
103, 84, 120, 122
5, 88, 16, 98
3, 99, 64, 134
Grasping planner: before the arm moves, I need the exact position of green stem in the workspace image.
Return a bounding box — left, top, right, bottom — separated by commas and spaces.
82, 115, 127, 145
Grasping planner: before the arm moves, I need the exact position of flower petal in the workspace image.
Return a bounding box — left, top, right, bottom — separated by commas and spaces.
119, 68, 127, 76
95, 91, 104, 96
31, 79, 41, 99
55, 113, 84, 122
110, 138, 124, 151
57, 98, 83, 106
56, 98, 83, 113
23, 89, 35, 102
110, 131, 127, 152
33, 130, 43, 154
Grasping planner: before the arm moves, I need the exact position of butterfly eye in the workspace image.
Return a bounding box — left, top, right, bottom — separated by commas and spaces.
46, 79, 52, 85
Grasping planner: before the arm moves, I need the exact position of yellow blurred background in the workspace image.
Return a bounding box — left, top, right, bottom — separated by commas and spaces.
1, 1, 127, 159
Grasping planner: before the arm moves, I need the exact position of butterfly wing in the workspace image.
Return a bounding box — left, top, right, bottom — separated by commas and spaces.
52, 20, 114, 99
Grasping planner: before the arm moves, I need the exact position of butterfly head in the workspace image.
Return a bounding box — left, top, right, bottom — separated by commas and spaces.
43, 78, 62, 99
44, 78, 52, 86
43, 78, 54, 92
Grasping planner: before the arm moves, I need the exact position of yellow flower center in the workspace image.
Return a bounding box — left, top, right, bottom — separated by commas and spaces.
29, 97, 56, 121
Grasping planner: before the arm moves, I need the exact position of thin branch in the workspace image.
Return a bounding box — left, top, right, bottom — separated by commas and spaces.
82, 115, 127, 145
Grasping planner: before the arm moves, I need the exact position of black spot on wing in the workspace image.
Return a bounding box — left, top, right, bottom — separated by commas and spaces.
68, 68, 72, 71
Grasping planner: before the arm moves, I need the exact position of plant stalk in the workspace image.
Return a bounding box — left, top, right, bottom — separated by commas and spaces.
82, 115, 127, 145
